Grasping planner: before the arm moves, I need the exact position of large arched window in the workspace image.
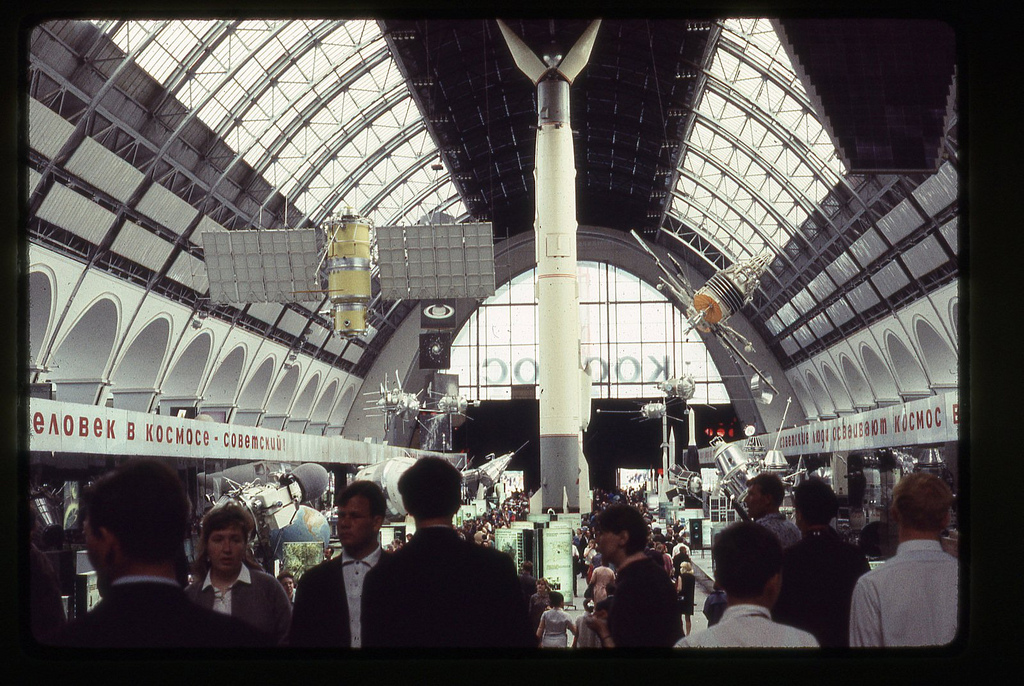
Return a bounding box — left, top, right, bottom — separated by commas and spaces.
447, 262, 730, 403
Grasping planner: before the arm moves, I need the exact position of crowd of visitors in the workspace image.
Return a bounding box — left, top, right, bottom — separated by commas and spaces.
37, 458, 958, 651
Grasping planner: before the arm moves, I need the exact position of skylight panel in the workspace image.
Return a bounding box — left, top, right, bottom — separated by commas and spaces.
135, 41, 177, 84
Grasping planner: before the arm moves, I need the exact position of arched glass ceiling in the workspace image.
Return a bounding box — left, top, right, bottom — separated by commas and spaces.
666, 17, 848, 265
89, 19, 468, 229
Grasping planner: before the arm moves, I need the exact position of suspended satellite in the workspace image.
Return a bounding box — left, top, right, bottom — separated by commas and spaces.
202, 214, 496, 339
202, 212, 372, 337
631, 230, 779, 398
364, 370, 423, 433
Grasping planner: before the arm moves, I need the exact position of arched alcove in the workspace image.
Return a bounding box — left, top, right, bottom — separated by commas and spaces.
840, 354, 874, 408
805, 371, 837, 417
110, 317, 171, 389
820, 363, 853, 411
50, 297, 118, 381
238, 357, 276, 409
885, 331, 929, 393
788, 376, 819, 420
331, 385, 358, 433
290, 373, 321, 419
29, 270, 54, 367
162, 332, 213, 397
860, 344, 900, 401
915, 318, 957, 387
267, 365, 300, 415
310, 379, 340, 423
204, 346, 247, 404
950, 299, 959, 340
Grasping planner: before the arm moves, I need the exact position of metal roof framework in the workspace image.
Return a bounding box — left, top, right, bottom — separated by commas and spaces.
24, 16, 958, 382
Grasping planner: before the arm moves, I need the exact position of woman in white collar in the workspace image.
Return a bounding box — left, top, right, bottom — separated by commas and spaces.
185, 503, 292, 645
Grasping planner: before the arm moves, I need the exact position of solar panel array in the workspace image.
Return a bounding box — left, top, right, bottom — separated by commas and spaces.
376, 223, 496, 300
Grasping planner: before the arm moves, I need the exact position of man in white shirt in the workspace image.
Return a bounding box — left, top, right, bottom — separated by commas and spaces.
287, 481, 386, 647
849, 472, 958, 647
675, 521, 818, 648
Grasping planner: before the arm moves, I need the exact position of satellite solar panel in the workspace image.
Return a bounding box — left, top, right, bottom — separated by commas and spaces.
201, 228, 320, 304
376, 223, 495, 299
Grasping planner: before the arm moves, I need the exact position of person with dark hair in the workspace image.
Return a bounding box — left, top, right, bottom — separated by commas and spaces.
586, 504, 681, 648
744, 473, 801, 549
361, 457, 534, 647
849, 472, 958, 646
537, 590, 576, 647
676, 522, 818, 648
518, 560, 537, 603
287, 479, 387, 648
772, 478, 869, 647
54, 459, 270, 648
676, 561, 696, 636
185, 502, 292, 644
277, 570, 295, 603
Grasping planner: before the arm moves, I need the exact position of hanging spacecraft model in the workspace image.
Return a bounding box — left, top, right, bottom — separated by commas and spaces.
631, 229, 779, 398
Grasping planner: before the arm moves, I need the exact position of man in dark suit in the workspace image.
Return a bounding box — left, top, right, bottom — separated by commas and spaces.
361, 457, 534, 648
772, 478, 870, 647
54, 459, 270, 648
287, 480, 387, 648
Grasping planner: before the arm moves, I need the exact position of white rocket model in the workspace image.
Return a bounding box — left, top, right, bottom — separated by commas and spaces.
497, 19, 602, 513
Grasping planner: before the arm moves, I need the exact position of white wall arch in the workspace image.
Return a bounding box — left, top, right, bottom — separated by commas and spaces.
160, 330, 213, 399
950, 298, 959, 340
820, 363, 854, 414
264, 364, 301, 429
203, 344, 248, 405
787, 375, 818, 421
108, 315, 173, 411
840, 353, 874, 410
306, 378, 341, 434
48, 295, 120, 404
884, 330, 931, 399
860, 343, 901, 405
914, 316, 957, 389
291, 372, 321, 418
234, 356, 278, 426
328, 384, 359, 436
285, 372, 321, 433
804, 370, 837, 419
28, 269, 56, 372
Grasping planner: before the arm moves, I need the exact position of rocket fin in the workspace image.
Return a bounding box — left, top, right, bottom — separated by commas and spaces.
496, 20, 548, 84
556, 19, 602, 84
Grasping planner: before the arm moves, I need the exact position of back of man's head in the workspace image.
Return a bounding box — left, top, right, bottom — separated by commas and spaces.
595, 504, 648, 555
338, 480, 387, 518
83, 459, 189, 564
398, 457, 462, 521
892, 472, 953, 532
793, 478, 838, 527
747, 473, 786, 508
712, 522, 782, 599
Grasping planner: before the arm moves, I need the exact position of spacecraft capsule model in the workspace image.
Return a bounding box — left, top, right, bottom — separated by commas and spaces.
498, 19, 601, 512
324, 212, 372, 337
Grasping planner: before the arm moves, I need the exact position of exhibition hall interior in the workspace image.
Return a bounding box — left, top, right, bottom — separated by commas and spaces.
20, 15, 965, 652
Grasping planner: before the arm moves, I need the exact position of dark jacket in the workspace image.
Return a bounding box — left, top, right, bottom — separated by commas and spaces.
772, 526, 870, 648
184, 566, 292, 644
362, 526, 534, 648
287, 556, 354, 647
609, 556, 682, 647
54, 581, 272, 648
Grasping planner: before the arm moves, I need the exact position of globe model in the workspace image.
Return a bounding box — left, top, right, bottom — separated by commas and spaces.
269, 504, 331, 554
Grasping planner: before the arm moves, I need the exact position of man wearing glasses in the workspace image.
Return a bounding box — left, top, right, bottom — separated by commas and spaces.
287, 480, 387, 648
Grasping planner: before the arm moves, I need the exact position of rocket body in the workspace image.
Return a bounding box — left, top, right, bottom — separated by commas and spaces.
496, 19, 601, 512
534, 77, 584, 511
